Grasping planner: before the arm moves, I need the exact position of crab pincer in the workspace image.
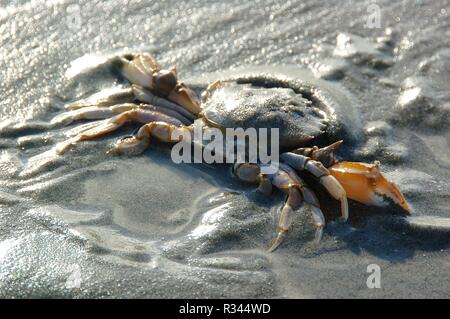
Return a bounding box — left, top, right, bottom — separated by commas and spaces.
329, 161, 411, 214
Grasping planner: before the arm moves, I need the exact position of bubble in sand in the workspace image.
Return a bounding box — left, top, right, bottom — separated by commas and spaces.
355, 121, 408, 164
395, 77, 450, 129
333, 32, 394, 68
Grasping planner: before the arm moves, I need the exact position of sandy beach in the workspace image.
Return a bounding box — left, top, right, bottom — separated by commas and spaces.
0, 0, 449, 298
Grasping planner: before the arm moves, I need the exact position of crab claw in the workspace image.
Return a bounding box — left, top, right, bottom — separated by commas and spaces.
328, 161, 411, 214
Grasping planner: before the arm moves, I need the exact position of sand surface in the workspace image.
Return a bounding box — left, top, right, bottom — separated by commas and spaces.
0, 0, 449, 298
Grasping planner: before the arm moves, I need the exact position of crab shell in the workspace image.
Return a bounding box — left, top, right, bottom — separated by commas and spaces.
190, 66, 363, 150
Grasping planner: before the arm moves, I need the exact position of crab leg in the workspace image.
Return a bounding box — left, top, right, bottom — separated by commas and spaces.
278, 164, 326, 243
268, 186, 302, 252
132, 85, 197, 121
281, 151, 349, 221
64, 80, 197, 122
65, 87, 135, 110
234, 163, 303, 252
310, 204, 325, 243
52, 103, 192, 126
138, 104, 193, 125
54, 119, 126, 155
110, 121, 191, 155
234, 163, 325, 251
54, 109, 185, 154
51, 106, 116, 125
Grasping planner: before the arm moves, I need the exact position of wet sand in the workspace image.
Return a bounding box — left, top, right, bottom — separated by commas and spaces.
0, 0, 449, 298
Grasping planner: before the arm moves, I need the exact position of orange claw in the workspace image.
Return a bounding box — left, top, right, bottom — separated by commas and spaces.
328, 161, 411, 214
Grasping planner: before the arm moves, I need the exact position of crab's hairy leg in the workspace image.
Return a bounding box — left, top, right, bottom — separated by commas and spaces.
65, 87, 135, 110
110, 121, 190, 156
52, 105, 184, 127
311, 205, 325, 243
279, 164, 326, 243
281, 152, 349, 221
54, 115, 128, 155
65, 119, 113, 137
114, 104, 190, 125
268, 186, 302, 252
52, 103, 143, 126
53, 102, 192, 127
232, 163, 292, 251
139, 104, 192, 125
51, 106, 116, 126
300, 185, 325, 243
54, 109, 184, 154
234, 163, 325, 251
132, 85, 196, 121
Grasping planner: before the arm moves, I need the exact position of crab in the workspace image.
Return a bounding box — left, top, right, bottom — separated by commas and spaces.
49, 53, 411, 251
